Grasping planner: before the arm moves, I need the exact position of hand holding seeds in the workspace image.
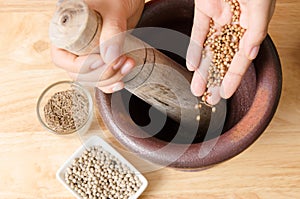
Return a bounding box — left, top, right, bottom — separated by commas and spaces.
51, 0, 144, 93
187, 0, 276, 105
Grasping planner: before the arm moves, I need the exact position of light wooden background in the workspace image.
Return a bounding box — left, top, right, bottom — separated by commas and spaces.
0, 0, 299, 198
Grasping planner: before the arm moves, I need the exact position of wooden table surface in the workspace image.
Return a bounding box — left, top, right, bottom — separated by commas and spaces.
0, 0, 299, 198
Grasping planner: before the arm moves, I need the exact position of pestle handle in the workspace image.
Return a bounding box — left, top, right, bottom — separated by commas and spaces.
49, 0, 208, 130
49, 0, 101, 55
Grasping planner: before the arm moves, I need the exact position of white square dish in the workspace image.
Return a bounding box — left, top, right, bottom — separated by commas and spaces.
56, 135, 148, 199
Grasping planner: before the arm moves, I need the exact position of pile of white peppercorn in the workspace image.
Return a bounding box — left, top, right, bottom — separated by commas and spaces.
65, 146, 142, 199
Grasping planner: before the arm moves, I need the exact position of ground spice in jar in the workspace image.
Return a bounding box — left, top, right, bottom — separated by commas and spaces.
196, 0, 245, 120
65, 146, 142, 199
44, 89, 89, 134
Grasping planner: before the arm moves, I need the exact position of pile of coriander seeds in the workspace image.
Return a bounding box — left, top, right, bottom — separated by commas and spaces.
44, 89, 89, 134
65, 146, 142, 199
196, 0, 245, 119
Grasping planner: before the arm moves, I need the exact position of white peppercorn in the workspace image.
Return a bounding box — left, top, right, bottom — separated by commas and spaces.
64, 146, 142, 198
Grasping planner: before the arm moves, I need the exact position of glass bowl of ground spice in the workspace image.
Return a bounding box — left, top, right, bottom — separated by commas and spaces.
37, 80, 93, 135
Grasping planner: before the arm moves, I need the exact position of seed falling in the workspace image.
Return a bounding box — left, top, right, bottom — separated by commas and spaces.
195, 0, 245, 119
44, 89, 89, 134
212, 107, 216, 113
65, 146, 142, 199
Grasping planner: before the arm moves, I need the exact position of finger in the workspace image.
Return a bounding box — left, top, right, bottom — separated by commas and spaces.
191, 69, 207, 97
212, 0, 232, 26
244, 0, 272, 60
98, 81, 125, 94
220, 43, 251, 99
206, 86, 221, 105
98, 55, 127, 81
73, 70, 124, 88
69, 58, 135, 87
99, 57, 134, 86
100, 15, 127, 65
193, 48, 221, 105
51, 45, 104, 74
186, 6, 210, 71
196, 0, 232, 26
190, 51, 211, 96
238, 0, 248, 28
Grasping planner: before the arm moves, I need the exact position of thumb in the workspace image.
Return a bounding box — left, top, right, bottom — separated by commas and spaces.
100, 16, 127, 64
244, 0, 270, 60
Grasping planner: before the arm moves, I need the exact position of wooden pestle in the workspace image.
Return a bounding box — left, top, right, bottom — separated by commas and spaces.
49, 0, 209, 131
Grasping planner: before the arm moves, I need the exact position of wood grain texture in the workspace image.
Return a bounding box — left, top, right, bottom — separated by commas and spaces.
0, 0, 299, 199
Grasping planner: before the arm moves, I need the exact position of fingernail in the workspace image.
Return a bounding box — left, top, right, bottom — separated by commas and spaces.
121, 61, 134, 75
248, 46, 259, 60
104, 44, 121, 64
220, 84, 226, 98
113, 56, 126, 70
186, 62, 195, 71
112, 82, 123, 92
90, 59, 103, 70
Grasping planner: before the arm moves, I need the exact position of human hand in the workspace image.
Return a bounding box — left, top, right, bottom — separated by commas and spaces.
186, 0, 276, 104
51, 0, 144, 93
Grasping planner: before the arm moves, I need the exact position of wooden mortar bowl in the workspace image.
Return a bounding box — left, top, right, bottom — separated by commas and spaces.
95, 0, 282, 170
